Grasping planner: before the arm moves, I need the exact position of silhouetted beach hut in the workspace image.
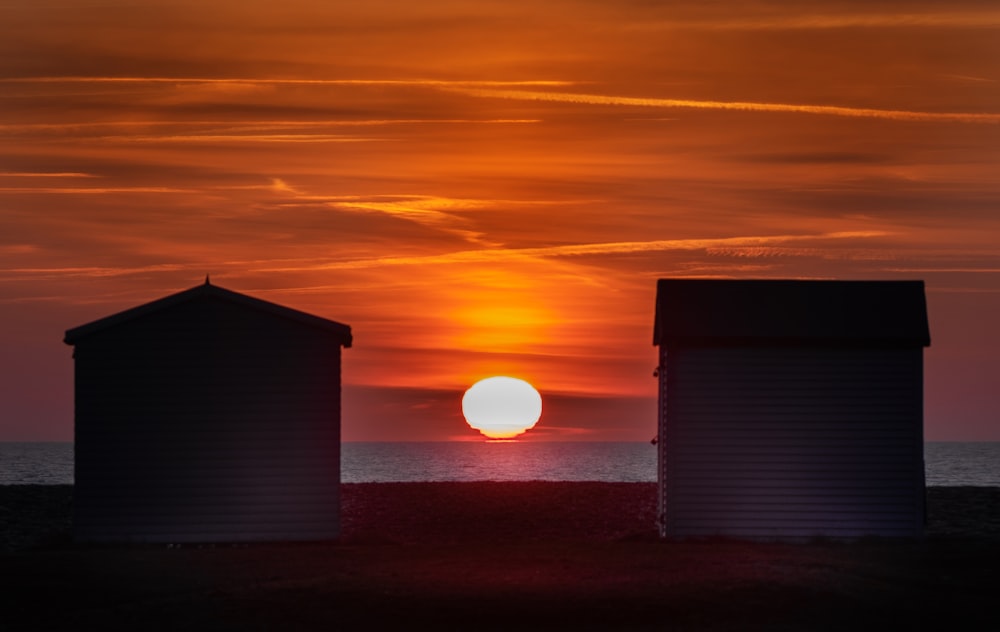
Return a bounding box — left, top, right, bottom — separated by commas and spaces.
653, 279, 930, 539
64, 280, 352, 543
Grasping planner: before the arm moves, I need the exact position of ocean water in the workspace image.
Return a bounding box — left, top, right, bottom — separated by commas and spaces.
1, 441, 999, 486
341, 441, 657, 483
0, 442, 75, 485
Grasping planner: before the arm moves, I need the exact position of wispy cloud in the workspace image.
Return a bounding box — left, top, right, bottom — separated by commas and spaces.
0, 257, 313, 281
262, 230, 893, 272
0, 172, 98, 178
0, 187, 192, 194
704, 246, 899, 261
636, 11, 1000, 31
103, 134, 386, 144
0, 120, 540, 132
286, 193, 589, 246
0, 119, 541, 148
0, 231, 892, 281
445, 88, 1000, 123
0, 244, 40, 255
331, 197, 489, 244
941, 74, 998, 84
886, 268, 1000, 273
1, 77, 573, 88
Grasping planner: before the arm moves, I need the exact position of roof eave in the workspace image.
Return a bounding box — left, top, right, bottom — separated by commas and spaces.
653, 279, 930, 348
64, 283, 352, 346
659, 335, 931, 349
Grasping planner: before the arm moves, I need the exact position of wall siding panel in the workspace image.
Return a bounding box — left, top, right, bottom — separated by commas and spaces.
72, 293, 346, 543
660, 346, 925, 539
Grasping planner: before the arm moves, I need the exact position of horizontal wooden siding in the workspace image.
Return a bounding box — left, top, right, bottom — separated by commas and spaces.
73, 296, 342, 543
660, 346, 924, 539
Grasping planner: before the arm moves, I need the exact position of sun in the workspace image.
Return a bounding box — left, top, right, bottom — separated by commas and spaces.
462, 376, 542, 440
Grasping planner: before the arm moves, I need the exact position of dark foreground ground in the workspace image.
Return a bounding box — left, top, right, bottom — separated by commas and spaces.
2, 483, 999, 631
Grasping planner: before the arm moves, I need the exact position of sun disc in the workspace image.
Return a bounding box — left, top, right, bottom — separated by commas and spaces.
462, 376, 542, 439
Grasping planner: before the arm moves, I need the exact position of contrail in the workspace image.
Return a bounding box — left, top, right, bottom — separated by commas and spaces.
445, 87, 1000, 124
262, 231, 893, 272
2, 77, 572, 88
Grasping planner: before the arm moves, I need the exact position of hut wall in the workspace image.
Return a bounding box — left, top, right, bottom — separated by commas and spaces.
73, 295, 342, 542
659, 345, 925, 539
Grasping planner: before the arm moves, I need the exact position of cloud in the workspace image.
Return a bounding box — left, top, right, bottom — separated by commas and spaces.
704, 246, 899, 261
728, 151, 893, 165
0, 187, 193, 194
0, 253, 326, 284
0, 119, 540, 133
444, 87, 1000, 123
258, 191, 594, 248
0, 117, 540, 160
0, 172, 98, 178
1, 77, 573, 88
887, 267, 1000, 274
328, 198, 489, 245
0, 263, 192, 280
941, 74, 998, 84
623, 7, 1000, 31
260, 230, 893, 272
104, 134, 386, 144
0, 244, 40, 255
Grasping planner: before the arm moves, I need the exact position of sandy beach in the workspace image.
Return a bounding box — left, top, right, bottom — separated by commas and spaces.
2, 483, 999, 630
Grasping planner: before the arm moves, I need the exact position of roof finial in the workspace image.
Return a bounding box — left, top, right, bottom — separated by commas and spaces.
205, 274, 211, 285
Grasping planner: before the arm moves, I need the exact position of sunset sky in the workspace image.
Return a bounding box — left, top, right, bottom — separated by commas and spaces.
2, 1, 999, 442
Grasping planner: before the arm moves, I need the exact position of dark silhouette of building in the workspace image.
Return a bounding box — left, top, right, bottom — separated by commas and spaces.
653, 279, 930, 539
64, 280, 352, 543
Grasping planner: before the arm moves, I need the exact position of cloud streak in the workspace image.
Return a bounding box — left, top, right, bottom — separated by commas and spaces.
1, 77, 573, 88
331, 197, 491, 245
0, 120, 540, 133
0, 172, 98, 178
0, 231, 892, 281
445, 88, 1000, 123
103, 134, 386, 144
636, 11, 1000, 31
0, 187, 193, 194
262, 230, 893, 272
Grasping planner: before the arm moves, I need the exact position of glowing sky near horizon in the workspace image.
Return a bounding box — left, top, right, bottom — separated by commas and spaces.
1, 0, 999, 441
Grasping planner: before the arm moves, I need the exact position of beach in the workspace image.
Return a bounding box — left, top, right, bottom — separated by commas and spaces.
2, 483, 999, 630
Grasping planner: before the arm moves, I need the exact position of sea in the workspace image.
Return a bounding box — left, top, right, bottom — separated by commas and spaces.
1, 441, 999, 486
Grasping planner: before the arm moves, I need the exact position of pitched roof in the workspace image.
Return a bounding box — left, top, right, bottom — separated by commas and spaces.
654, 279, 929, 347
64, 281, 352, 346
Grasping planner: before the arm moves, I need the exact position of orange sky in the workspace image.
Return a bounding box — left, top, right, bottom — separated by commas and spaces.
2, 1, 999, 441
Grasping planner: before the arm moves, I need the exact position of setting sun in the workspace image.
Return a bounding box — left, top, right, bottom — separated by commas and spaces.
462, 376, 542, 440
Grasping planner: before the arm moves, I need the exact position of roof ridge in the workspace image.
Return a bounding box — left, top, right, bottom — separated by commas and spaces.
64, 283, 352, 346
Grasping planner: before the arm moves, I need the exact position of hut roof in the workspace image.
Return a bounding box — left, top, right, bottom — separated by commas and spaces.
653, 279, 929, 347
64, 280, 352, 346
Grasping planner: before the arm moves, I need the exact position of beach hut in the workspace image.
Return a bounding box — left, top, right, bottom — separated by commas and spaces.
653, 279, 930, 539
64, 280, 352, 543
